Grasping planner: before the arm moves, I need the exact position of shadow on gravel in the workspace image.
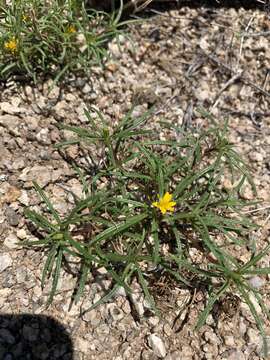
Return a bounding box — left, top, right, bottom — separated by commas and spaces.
88, 0, 268, 13
0, 314, 73, 360
138, 0, 269, 18
150, 0, 267, 10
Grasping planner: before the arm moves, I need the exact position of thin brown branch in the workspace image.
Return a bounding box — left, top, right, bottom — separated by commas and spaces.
200, 49, 270, 98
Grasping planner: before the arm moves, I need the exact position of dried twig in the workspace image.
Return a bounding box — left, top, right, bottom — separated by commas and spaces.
123, 0, 153, 13
211, 72, 242, 110
154, 94, 178, 115
240, 30, 270, 37
237, 15, 254, 69
221, 108, 270, 119
244, 205, 270, 214
200, 49, 270, 98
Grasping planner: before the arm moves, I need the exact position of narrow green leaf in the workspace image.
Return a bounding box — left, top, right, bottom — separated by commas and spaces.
240, 242, 270, 272
81, 284, 120, 314
41, 244, 58, 289
73, 262, 90, 304
136, 266, 159, 315
244, 268, 270, 275
24, 209, 57, 232
33, 181, 61, 224
237, 282, 268, 356
47, 247, 63, 306
90, 213, 148, 246
151, 218, 159, 264
195, 280, 229, 330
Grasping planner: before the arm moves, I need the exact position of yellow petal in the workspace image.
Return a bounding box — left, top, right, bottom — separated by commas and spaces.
163, 192, 172, 202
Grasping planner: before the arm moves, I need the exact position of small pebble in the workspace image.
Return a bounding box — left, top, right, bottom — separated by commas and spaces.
148, 334, 166, 358
5, 207, 19, 226
248, 276, 265, 289
0, 254, 12, 272
4, 233, 18, 249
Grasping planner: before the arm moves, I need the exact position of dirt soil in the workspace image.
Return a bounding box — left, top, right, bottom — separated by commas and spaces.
0, 3, 270, 360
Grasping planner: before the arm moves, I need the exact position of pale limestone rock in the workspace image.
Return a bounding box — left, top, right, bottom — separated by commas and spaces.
148, 334, 166, 358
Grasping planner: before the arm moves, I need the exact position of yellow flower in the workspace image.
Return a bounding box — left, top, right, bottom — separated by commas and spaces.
152, 192, 176, 215
22, 14, 29, 22
4, 37, 18, 54
67, 25, 76, 34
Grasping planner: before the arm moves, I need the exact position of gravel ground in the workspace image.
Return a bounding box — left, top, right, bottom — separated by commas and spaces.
0, 4, 270, 360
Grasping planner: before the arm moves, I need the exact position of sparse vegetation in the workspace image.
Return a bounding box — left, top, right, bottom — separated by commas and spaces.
24, 107, 270, 356
0, 0, 125, 83
1, 0, 269, 357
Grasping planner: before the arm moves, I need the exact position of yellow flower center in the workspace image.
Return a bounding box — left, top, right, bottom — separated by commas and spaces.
67, 25, 76, 34
4, 37, 18, 54
152, 192, 176, 215
22, 14, 30, 22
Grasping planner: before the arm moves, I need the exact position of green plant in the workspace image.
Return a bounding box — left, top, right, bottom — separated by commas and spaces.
0, 0, 125, 83
24, 107, 270, 356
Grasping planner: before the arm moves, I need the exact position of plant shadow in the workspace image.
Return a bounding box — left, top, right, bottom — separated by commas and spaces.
0, 314, 74, 360
87, 0, 267, 13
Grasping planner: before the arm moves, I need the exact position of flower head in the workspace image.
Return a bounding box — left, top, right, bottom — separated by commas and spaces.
152, 192, 176, 215
4, 37, 18, 54
67, 25, 76, 34
22, 14, 30, 22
